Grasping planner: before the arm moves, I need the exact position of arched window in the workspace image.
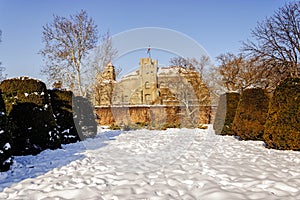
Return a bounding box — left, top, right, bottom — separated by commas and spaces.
145, 94, 151, 104
145, 81, 150, 89
160, 82, 166, 88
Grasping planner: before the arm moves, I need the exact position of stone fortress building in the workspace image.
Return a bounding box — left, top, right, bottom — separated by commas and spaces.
98, 58, 210, 106
95, 58, 212, 126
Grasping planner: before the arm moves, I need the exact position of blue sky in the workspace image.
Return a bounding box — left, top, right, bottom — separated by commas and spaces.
0, 0, 290, 81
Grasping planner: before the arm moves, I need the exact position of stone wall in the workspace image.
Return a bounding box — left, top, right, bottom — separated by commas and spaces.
95, 105, 213, 127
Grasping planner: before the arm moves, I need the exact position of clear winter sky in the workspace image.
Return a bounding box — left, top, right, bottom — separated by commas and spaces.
0, 0, 290, 82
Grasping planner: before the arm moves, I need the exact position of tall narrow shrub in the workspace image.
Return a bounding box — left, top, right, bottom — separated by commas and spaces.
264, 78, 300, 150
232, 88, 269, 140
213, 92, 240, 135
48, 90, 79, 144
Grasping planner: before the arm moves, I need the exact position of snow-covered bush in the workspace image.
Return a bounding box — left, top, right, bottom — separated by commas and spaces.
48, 90, 79, 144
232, 88, 269, 140
0, 77, 61, 155
0, 91, 13, 172
264, 78, 300, 150
213, 92, 240, 135
73, 96, 97, 139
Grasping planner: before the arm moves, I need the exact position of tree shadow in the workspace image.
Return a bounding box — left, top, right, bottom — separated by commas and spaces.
0, 130, 121, 192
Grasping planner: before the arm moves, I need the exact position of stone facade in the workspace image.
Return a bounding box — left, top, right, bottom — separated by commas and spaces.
95, 105, 212, 127
95, 58, 212, 126
94, 63, 116, 106
112, 58, 159, 105
111, 58, 210, 107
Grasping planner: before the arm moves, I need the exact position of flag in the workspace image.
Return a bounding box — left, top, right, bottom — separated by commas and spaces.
147, 46, 151, 55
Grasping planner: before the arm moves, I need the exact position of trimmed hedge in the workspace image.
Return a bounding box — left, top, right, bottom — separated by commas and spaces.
232, 88, 269, 140
0, 77, 48, 114
73, 96, 97, 140
48, 90, 79, 144
0, 77, 61, 155
213, 92, 240, 135
0, 90, 13, 172
264, 78, 300, 150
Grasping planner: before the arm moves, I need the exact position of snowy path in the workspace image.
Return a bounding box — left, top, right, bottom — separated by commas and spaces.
0, 126, 300, 199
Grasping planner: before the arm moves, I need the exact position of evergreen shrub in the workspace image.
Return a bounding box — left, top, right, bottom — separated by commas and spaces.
48, 90, 79, 144
264, 78, 300, 150
232, 88, 269, 140
0, 77, 61, 155
0, 90, 13, 172
213, 92, 240, 135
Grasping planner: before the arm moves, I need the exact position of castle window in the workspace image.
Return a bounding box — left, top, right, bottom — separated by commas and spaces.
145, 94, 151, 104
145, 81, 150, 89
124, 95, 129, 102
160, 82, 166, 88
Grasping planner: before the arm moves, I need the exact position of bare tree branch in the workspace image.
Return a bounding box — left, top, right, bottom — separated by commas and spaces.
85, 31, 118, 103
243, 2, 300, 78
215, 53, 280, 93
169, 55, 210, 77
0, 30, 7, 82
40, 10, 98, 96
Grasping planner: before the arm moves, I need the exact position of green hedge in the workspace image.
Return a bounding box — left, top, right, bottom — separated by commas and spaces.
0, 77, 48, 114
213, 92, 240, 135
0, 90, 13, 172
0, 77, 61, 155
48, 90, 79, 144
232, 88, 269, 140
264, 78, 300, 150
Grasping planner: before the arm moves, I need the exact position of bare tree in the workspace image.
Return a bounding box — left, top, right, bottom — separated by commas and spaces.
215, 53, 277, 93
0, 29, 2, 69
0, 30, 7, 82
216, 53, 243, 92
243, 1, 300, 78
170, 57, 190, 68
84, 31, 119, 104
89, 31, 118, 75
201, 64, 226, 105
169, 55, 210, 77
89, 32, 118, 84
159, 67, 210, 127
40, 10, 98, 96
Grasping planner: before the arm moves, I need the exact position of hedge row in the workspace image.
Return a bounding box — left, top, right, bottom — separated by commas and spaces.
0, 77, 97, 172
0, 77, 61, 156
214, 78, 300, 151
264, 78, 300, 150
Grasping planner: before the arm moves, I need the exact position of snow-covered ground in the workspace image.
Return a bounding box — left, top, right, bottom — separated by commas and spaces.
0, 125, 299, 199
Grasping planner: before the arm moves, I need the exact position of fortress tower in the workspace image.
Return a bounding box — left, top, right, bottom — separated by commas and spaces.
94, 63, 116, 106
139, 58, 158, 104
102, 62, 116, 81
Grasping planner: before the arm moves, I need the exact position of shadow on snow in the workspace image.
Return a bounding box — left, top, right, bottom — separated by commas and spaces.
0, 129, 122, 192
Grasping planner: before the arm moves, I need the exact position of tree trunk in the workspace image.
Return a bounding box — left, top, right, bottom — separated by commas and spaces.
77, 70, 83, 96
